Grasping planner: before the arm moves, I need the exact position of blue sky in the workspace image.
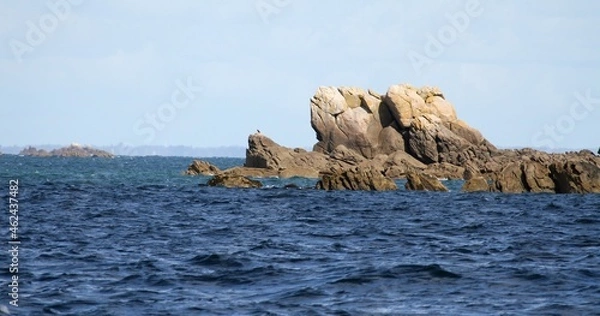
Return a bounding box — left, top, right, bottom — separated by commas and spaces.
1, 0, 598, 150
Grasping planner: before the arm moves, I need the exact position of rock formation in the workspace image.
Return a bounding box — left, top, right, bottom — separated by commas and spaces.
315, 166, 397, 191
185, 160, 221, 176
186, 81, 600, 193
405, 172, 448, 192
19, 144, 114, 158
207, 174, 263, 189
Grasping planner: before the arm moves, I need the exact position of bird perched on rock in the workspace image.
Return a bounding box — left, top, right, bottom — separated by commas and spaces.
257, 129, 261, 134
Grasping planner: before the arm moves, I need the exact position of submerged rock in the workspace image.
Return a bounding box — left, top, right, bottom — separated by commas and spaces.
221, 166, 278, 178
462, 177, 489, 192
405, 172, 448, 192
207, 174, 263, 189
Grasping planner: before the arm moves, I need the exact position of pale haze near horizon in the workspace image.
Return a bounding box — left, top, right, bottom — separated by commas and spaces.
0, 0, 598, 151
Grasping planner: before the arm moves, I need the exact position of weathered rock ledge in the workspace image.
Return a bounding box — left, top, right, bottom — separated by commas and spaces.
206, 173, 262, 189
316, 166, 397, 191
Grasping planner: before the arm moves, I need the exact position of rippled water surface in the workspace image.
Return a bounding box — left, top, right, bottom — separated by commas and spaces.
1, 156, 599, 315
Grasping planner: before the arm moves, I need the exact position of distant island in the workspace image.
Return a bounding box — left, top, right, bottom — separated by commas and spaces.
19, 144, 114, 158
1, 144, 247, 157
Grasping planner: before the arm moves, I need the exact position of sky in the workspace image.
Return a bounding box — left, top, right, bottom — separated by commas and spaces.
0, 0, 599, 151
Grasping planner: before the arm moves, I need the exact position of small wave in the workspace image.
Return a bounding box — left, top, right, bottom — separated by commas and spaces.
116, 274, 143, 283
388, 264, 462, 279
136, 184, 168, 191
109, 289, 164, 300
333, 264, 461, 284
512, 269, 548, 281
452, 247, 474, 254
66, 185, 88, 192
460, 223, 485, 230
128, 258, 162, 273
250, 239, 299, 251
528, 303, 579, 314
276, 286, 327, 300
147, 273, 176, 287
206, 200, 232, 205
574, 218, 600, 224
546, 201, 565, 209
259, 191, 301, 199
191, 265, 286, 285
577, 269, 599, 278
331, 242, 347, 251
189, 254, 244, 268
42, 299, 98, 315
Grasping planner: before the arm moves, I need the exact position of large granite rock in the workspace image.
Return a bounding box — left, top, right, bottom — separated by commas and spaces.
207, 174, 263, 189
316, 166, 397, 191
310, 84, 497, 167
405, 172, 448, 192
19, 144, 114, 158
311, 86, 400, 159
185, 160, 221, 176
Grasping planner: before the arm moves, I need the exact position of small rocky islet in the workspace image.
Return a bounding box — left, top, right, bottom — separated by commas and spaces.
19, 144, 114, 158
190, 82, 600, 193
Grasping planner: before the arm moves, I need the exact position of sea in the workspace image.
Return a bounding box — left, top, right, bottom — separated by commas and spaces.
0, 155, 599, 315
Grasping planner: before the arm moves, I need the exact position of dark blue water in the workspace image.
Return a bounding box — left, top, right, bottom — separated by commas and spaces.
1, 156, 599, 315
